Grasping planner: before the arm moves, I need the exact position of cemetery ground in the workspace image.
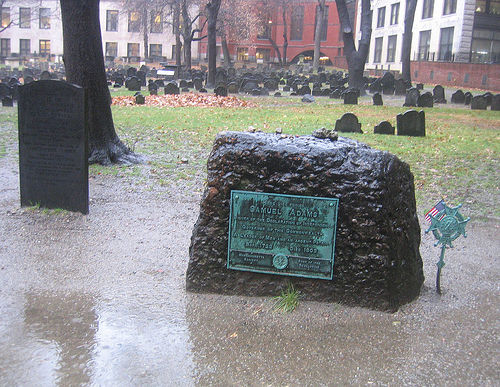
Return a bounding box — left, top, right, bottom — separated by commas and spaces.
0, 92, 499, 385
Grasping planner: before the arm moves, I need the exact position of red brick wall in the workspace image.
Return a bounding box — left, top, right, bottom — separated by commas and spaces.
410, 61, 500, 92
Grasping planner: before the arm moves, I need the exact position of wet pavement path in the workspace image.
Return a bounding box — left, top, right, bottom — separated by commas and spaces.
0, 150, 499, 386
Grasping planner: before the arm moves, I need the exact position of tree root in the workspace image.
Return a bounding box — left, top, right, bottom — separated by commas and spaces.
89, 139, 146, 165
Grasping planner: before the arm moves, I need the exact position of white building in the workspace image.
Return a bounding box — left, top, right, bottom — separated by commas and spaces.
356, 0, 500, 72
0, 0, 194, 65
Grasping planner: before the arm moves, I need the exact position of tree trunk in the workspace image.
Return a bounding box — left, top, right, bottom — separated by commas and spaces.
401, 0, 417, 83
268, 37, 282, 66
184, 38, 192, 70
335, 0, 372, 94
60, 0, 142, 165
173, 2, 182, 72
142, 7, 149, 60
206, 0, 221, 88
181, 0, 192, 71
313, 0, 326, 72
282, 6, 288, 66
221, 32, 231, 69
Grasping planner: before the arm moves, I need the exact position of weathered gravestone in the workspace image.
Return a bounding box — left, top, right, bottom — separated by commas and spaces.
335, 113, 362, 133
193, 78, 203, 91
491, 94, 500, 111
433, 85, 446, 103
18, 80, 88, 214
404, 88, 420, 107
227, 82, 239, 94
416, 83, 424, 90
186, 132, 424, 311
135, 93, 145, 104
374, 121, 395, 135
126, 76, 141, 91
164, 82, 180, 95
372, 92, 383, 106
397, 110, 425, 136
394, 79, 407, 95
301, 94, 315, 103
343, 89, 358, 104
417, 92, 434, 108
451, 90, 465, 104
2, 96, 13, 106
464, 92, 473, 105
470, 95, 487, 110
215, 85, 228, 97
40, 71, 51, 80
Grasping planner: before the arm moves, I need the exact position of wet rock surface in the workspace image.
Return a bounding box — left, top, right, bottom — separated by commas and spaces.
187, 132, 423, 311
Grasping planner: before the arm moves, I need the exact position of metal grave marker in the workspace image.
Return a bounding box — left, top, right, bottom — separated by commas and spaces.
227, 190, 339, 280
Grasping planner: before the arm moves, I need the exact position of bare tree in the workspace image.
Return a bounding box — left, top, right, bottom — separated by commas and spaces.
312, 0, 326, 71
335, 0, 372, 93
401, 0, 417, 83
60, 0, 142, 165
181, 0, 207, 70
205, 0, 221, 87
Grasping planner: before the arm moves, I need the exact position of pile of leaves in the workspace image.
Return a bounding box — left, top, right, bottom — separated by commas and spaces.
112, 93, 255, 108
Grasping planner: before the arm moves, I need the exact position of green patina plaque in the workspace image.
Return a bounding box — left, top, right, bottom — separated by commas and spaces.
227, 190, 339, 280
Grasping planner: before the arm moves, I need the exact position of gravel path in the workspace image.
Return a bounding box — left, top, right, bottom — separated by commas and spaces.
0, 134, 498, 386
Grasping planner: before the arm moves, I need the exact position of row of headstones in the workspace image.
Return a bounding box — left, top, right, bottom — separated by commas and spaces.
335, 110, 426, 137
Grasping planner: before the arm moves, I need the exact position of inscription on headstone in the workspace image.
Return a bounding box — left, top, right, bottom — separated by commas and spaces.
228, 191, 339, 280
18, 80, 89, 214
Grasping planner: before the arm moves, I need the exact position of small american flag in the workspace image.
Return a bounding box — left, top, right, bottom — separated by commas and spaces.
425, 200, 446, 222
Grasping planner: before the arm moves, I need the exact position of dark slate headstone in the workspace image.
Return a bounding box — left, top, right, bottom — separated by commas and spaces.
127, 67, 137, 77
396, 110, 425, 137
483, 92, 493, 106
372, 92, 383, 106
274, 92, 282, 97
126, 76, 141, 91
417, 92, 433, 108
164, 82, 180, 95
433, 85, 446, 103
136, 70, 147, 86
2, 96, 13, 107
451, 90, 465, 104
214, 85, 228, 97
40, 71, 51, 80
297, 85, 311, 96
404, 88, 420, 107
464, 92, 472, 105
186, 131, 423, 312
335, 112, 362, 133
343, 89, 358, 105
491, 94, 500, 111
301, 94, 315, 103
374, 121, 395, 135
470, 95, 487, 110
394, 79, 407, 95
416, 83, 424, 90
18, 80, 88, 214
199, 88, 208, 93
135, 93, 145, 104
0, 83, 11, 99
227, 82, 239, 94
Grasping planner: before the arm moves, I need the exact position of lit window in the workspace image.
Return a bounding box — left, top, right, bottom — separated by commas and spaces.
128, 11, 140, 33
39, 8, 50, 29
151, 11, 163, 33
237, 47, 249, 61
1, 7, 10, 28
39, 40, 50, 56
105, 42, 117, 57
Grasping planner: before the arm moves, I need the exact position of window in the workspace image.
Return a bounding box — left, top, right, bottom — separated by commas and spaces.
106, 10, 118, 31
127, 43, 140, 57
390, 3, 400, 24
290, 6, 304, 40
438, 27, 454, 60
39, 40, 50, 56
151, 11, 163, 33
0, 38, 10, 57
377, 7, 386, 27
257, 12, 271, 39
1, 7, 9, 28
20, 39, 31, 56
105, 42, 117, 57
374, 37, 383, 62
128, 11, 140, 32
443, 0, 457, 14
314, 5, 329, 41
418, 30, 431, 60
387, 35, 397, 62
149, 43, 162, 57
20, 7, 31, 28
470, 29, 500, 63
39, 8, 50, 29
256, 48, 270, 62
237, 47, 249, 61
422, 0, 434, 18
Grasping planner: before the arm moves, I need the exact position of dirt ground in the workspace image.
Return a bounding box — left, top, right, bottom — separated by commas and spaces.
0, 125, 499, 386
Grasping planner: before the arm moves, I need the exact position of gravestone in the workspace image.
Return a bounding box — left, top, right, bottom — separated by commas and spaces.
18, 80, 88, 214
374, 121, 395, 135
136, 70, 146, 86
451, 90, 465, 104
417, 92, 433, 108
274, 92, 282, 97
164, 82, 180, 95
464, 92, 472, 105
127, 67, 137, 77
433, 85, 446, 103
343, 89, 358, 105
24, 76, 34, 84
215, 85, 228, 97
394, 79, 407, 95
2, 96, 13, 107
470, 95, 487, 110
227, 82, 239, 94
335, 113, 362, 133
416, 83, 424, 90
193, 78, 203, 91
404, 88, 420, 107
301, 94, 315, 103
372, 92, 383, 106
491, 94, 500, 111
40, 71, 51, 80
297, 85, 312, 96
186, 131, 424, 311
483, 92, 493, 106
396, 110, 425, 136
135, 93, 145, 104
126, 76, 141, 91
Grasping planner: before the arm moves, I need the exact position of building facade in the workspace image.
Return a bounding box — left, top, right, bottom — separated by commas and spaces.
0, 0, 192, 65
198, 0, 349, 68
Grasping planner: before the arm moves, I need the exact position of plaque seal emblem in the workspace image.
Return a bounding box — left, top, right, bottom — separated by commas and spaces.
273, 254, 289, 270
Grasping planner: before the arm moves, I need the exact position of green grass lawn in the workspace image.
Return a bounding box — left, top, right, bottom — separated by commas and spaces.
2, 95, 499, 220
